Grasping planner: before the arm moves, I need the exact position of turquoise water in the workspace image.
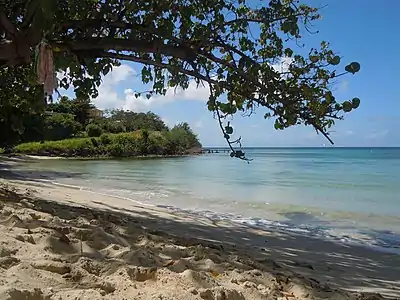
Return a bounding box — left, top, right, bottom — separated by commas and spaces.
8, 147, 400, 253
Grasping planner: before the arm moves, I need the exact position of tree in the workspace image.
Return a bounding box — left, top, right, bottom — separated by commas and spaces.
42, 113, 82, 140
166, 123, 201, 153
0, 0, 361, 159
48, 96, 94, 126
0, 65, 46, 147
174, 122, 202, 148
86, 123, 103, 137
107, 110, 169, 132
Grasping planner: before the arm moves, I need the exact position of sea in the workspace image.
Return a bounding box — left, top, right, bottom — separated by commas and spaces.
5, 147, 400, 254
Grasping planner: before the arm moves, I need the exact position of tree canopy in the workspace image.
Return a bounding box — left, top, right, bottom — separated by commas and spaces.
0, 0, 361, 159
0, 94, 192, 148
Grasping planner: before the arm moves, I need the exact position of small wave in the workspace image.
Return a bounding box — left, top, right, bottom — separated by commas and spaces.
156, 204, 400, 255
35, 178, 156, 208
36, 179, 400, 255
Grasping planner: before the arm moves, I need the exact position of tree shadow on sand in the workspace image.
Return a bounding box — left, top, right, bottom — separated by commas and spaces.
0, 185, 398, 299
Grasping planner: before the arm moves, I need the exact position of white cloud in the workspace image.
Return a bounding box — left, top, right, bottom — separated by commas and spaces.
91, 64, 210, 111
271, 57, 293, 74
106, 64, 136, 84
62, 56, 294, 112
122, 81, 209, 111
92, 64, 136, 109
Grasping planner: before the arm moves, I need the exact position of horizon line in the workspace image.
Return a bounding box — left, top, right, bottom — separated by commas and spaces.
202, 146, 400, 149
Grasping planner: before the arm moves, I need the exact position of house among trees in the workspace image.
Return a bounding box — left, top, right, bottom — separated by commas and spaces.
88, 108, 104, 119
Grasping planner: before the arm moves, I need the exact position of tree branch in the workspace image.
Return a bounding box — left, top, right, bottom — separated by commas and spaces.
21, 0, 40, 28
221, 11, 308, 27
0, 9, 17, 37
53, 37, 194, 60
97, 51, 219, 85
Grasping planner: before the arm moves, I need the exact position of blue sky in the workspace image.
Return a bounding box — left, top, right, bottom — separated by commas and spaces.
62, 0, 400, 147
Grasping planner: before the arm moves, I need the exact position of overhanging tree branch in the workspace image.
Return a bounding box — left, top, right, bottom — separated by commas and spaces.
0, 0, 361, 157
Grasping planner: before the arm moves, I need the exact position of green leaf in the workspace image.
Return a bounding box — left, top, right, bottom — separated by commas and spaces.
235, 150, 244, 157
207, 100, 216, 111
225, 126, 233, 134
325, 91, 335, 103
284, 48, 294, 57
103, 65, 111, 76
274, 120, 284, 130
350, 62, 361, 73
328, 55, 340, 65
351, 97, 360, 109
345, 62, 361, 74
342, 101, 353, 112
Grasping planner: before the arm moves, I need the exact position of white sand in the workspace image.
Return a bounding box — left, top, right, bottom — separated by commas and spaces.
0, 178, 399, 300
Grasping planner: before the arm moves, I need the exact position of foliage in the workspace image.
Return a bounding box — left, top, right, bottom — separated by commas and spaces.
86, 123, 103, 137
99, 133, 112, 145
14, 137, 95, 157
42, 113, 82, 141
0, 0, 361, 159
14, 130, 202, 157
48, 96, 94, 126
101, 121, 126, 134
0, 65, 46, 147
105, 110, 169, 132
0, 89, 177, 147
166, 122, 202, 153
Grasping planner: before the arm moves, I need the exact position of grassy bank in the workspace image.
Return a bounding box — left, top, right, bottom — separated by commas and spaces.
13, 130, 202, 158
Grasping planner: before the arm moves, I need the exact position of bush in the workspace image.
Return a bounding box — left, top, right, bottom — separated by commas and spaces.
90, 137, 99, 147
107, 122, 125, 133
86, 124, 103, 137
43, 113, 82, 141
14, 138, 95, 157
147, 131, 168, 155
13, 129, 201, 158
99, 133, 112, 145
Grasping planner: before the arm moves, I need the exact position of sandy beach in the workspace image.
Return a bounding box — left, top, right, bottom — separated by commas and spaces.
0, 162, 399, 299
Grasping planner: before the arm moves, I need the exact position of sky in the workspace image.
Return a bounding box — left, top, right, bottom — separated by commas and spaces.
60, 0, 400, 147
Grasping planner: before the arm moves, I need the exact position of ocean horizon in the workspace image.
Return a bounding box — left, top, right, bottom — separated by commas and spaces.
6, 147, 400, 254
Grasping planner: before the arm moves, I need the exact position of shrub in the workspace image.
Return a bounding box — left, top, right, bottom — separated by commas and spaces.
86, 124, 103, 137
13, 130, 201, 158
99, 133, 112, 145
107, 122, 125, 133
90, 137, 99, 147
43, 113, 82, 141
13, 138, 95, 157
147, 131, 168, 155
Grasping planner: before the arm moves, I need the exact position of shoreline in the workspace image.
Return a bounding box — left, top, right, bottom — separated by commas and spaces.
0, 177, 399, 299
1, 156, 400, 255
0, 151, 206, 162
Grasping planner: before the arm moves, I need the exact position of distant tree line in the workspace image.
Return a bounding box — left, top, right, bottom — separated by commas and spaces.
1, 96, 201, 157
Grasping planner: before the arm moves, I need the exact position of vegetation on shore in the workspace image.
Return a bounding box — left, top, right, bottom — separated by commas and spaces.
14, 130, 201, 158
5, 96, 201, 158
